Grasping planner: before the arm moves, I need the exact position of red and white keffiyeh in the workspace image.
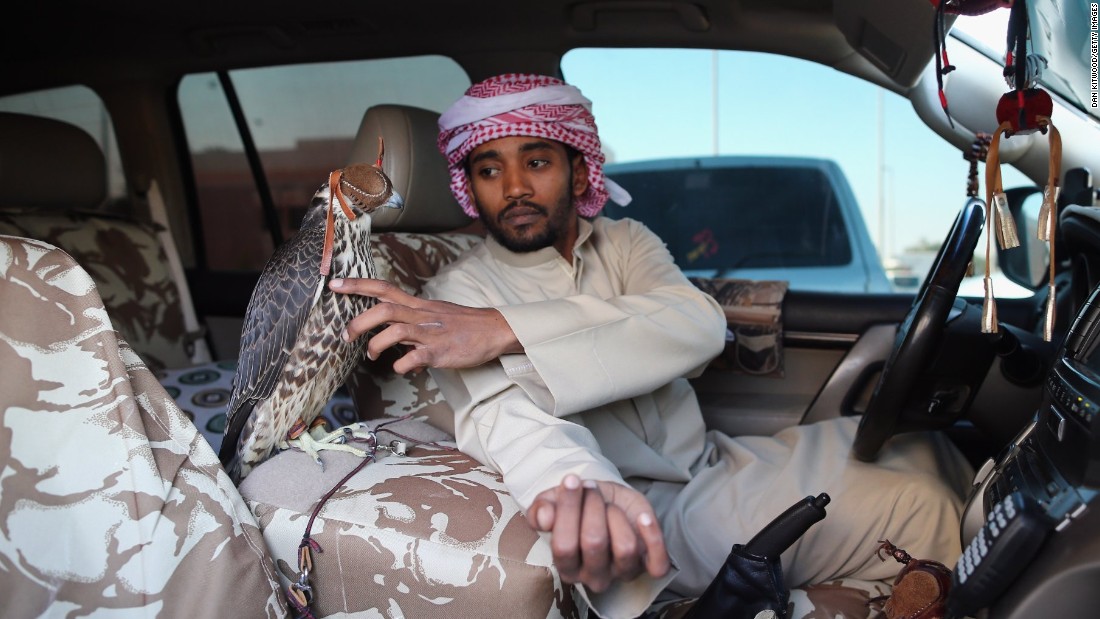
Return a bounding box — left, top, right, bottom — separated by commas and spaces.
437, 73, 631, 218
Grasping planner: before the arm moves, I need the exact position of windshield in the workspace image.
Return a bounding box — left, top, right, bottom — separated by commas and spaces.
952, 1, 1097, 122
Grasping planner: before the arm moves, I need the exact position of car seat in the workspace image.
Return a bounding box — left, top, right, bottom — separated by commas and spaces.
0, 234, 287, 616
0, 112, 205, 371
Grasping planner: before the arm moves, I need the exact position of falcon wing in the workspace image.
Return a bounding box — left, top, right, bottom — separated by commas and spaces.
219, 222, 326, 466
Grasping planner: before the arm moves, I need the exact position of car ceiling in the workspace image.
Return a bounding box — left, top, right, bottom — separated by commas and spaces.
2, 0, 943, 97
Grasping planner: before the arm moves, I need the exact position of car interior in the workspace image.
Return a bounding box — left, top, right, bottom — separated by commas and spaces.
2, 1, 1099, 617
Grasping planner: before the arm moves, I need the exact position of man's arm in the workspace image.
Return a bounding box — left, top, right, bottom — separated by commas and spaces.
331, 277, 522, 374
450, 219, 726, 415
336, 219, 726, 414
429, 361, 675, 601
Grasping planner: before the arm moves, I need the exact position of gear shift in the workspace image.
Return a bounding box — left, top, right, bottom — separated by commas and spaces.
684, 493, 831, 619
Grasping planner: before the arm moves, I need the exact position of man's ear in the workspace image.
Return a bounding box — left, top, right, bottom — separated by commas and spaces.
571, 154, 589, 197
461, 169, 478, 202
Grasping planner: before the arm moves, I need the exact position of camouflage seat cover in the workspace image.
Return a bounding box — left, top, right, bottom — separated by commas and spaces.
0, 235, 286, 617
0, 208, 193, 371
242, 441, 586, 618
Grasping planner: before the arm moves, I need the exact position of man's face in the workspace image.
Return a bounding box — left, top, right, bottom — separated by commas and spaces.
466, 136, 587, 257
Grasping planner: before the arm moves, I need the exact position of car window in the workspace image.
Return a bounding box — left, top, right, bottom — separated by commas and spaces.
562, 47, 1035, 295
178, 55, 470, 271
0, 85, 127, 206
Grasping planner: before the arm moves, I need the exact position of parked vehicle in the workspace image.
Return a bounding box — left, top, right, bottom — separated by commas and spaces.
1, 1, 1098, 617
604, 156, 893, 292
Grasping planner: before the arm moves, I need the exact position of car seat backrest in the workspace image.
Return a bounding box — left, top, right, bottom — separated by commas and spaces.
347, 103, 474, 233
0, 112, 196, 370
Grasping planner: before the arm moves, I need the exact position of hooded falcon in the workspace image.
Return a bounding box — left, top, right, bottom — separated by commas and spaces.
220, 138, 403, 483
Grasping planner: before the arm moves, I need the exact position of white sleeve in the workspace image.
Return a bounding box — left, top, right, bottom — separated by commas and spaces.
499, 220, 726, 416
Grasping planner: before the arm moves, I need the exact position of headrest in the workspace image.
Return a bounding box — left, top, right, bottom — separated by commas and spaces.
346, 104, 473, 232
0, 112, 107, 210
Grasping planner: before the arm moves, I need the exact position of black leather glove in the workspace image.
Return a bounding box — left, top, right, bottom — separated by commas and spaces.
683, 543, 788, 619
684, 493, 830, 619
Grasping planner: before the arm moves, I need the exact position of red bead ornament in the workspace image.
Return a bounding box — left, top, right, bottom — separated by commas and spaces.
996, 88, 1054, 135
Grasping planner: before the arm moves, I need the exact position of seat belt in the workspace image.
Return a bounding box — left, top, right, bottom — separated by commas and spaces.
146, 178, 213, 365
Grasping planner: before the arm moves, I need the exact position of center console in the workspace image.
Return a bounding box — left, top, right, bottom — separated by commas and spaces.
950, 293, 1100, 617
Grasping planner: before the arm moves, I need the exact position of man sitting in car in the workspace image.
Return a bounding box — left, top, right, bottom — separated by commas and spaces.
333, 73, 973, 617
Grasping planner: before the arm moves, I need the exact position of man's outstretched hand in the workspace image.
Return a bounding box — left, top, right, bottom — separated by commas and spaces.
527, 474, 670, 593
331, 278, 522, 374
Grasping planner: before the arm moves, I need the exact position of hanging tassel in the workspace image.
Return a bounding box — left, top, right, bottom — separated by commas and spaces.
1037, 116, 1062, 342
992, 191, 1019, 249
982, 275, 999, 334
1043, 283, 1057, 342
984, 122, 1021, 250
1037, 183, 1061, 242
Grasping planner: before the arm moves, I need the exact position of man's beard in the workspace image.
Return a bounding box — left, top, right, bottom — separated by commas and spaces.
477, 190, 575, 254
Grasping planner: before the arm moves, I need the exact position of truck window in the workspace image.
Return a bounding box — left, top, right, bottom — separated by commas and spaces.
605, 163, 852, 274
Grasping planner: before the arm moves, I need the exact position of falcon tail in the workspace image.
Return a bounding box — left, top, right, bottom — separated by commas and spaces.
219, 399, 256, 477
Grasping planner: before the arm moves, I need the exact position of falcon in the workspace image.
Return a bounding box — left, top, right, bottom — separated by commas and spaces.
219, 138, 402, 483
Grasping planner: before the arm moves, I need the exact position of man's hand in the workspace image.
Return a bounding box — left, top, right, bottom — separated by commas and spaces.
331, 278, 522, 374
527, 474, 670, 593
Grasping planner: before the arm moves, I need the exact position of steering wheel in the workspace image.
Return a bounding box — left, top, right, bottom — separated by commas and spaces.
852, 198, 986, 462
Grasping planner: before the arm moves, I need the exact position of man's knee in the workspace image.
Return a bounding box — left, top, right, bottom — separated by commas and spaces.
881, 473, 965, 561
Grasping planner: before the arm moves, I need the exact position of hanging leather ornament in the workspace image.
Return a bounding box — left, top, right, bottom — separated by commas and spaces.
976, 0, 1064, 339
996, 0, 1053, 134
983, 115, 1062, 340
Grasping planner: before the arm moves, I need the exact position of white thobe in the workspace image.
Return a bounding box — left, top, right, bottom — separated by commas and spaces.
426, 216, 970, 618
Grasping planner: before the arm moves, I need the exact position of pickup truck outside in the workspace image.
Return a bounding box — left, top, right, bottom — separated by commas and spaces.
603, 156, 892, 293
